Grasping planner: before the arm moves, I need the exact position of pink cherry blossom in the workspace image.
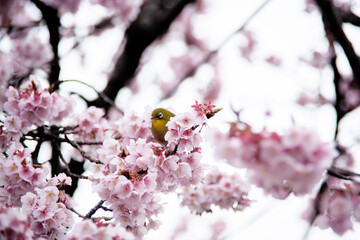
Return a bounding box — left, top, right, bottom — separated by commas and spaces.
165, 110, 205, 152
41, 0, 82, 15
304, 180, 360, 235
90, 104, 213, 237
180, 169, 251, 214
67, 219, 135, 240
21, 186, 74, 239
300, 51, 331, 69
12, 35, 54, 75
238, 29, 257, 61
0, 145, 48, 206
49, 173, 72, 186
3, 76, 73, 134
0, 0, 33, 27
0, 206, 34, 240
208, 123, 337, 199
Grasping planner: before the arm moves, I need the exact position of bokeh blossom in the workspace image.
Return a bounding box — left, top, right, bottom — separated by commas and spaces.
0, 206, 33, 240
209, 123, 337, 199
304, 179, 360, 235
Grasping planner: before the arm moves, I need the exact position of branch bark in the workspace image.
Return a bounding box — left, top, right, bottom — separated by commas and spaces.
340, 9, 360, 27
31, 0, 61, 85
90, 0, 195, 111
315, 0, 360, 87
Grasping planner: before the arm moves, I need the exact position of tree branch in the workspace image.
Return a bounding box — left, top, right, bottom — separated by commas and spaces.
85, 200, 106, 218
31, 0, 61, 85
90, 0, 196, 111
340, 9, 360, 27
315, 0, 360, 87
162, 0, 273, 100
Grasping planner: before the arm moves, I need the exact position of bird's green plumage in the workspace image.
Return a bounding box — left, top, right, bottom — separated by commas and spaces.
151, 108, 175, 144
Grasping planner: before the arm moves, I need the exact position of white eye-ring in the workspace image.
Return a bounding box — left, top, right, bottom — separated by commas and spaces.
158, 112, 163, 119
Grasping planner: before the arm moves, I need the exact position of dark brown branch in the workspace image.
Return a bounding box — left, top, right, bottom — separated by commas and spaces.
90, 0, 195, 111
303, 180, 328, 240
85, 200, 106, 218
327, 166, 360, 182
315, 0, 360, 87
31, 0, 61, 85
340, 9, 360, 27
162, 0, 273, 100
56, 144, 88, 180
63, 134, 102, 164
330, 54, 345, 136
56, 79, 123, 114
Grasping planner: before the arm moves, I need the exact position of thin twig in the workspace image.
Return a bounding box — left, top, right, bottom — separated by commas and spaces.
302, 180, 328, 240
85, 200, 106, 219
56, 144, 89, 180
56, 79, 124, 114
100, 205, 113, 212
315, 0, 360, 87
67, 206, 85, 218
162, 0, 273, 99
76, 141, 104, 146
327, 166, 360, 182
64, 134, 102, 164
67, 205, 112, 221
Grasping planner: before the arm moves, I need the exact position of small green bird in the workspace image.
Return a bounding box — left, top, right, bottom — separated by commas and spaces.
151, 108, 175, 145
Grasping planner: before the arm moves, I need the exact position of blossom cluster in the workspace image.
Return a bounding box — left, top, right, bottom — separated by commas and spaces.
209, 123, 337, 199
304, 180, 360, 235
0, 144, 73, 239
0, 206, 33, 240
67, 219, 135, 240
114, 110, 153, 141
181, 169, 251, 214
91, 105, 212, 237
12, 35, 54, 75
165, 111, 205, 152
0, 0, 32, 27
3, 77, 73, 135
21, 186, 74, 239
0, 146, 48, 206
70, 106, 110, 161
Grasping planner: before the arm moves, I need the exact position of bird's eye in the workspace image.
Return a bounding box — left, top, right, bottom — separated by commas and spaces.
158, 112, 163, 119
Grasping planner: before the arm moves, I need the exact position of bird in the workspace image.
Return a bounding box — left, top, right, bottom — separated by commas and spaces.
151, 108, 175, 145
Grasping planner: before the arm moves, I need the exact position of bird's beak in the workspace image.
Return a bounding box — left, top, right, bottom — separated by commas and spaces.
151, 116, 157, 119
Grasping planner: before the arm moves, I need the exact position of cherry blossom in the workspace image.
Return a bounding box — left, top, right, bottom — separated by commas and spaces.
165, 110, 205, 152
0, 206, 33, 240
304, 179, 360, 235
70, 106, 110, 161
181, 169, 251, 214
11, 35, 54, 75
21, 186, 74, 240
0, 145, 48, 206
90, 105, 212, 237
208, 123, 337, 199
67, 219, 135, 240
238, 29, 257, 61
3, 76, 73, 134
0, 0, 33, 27
41, 0, 82, 15
300, 51, 331, 69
